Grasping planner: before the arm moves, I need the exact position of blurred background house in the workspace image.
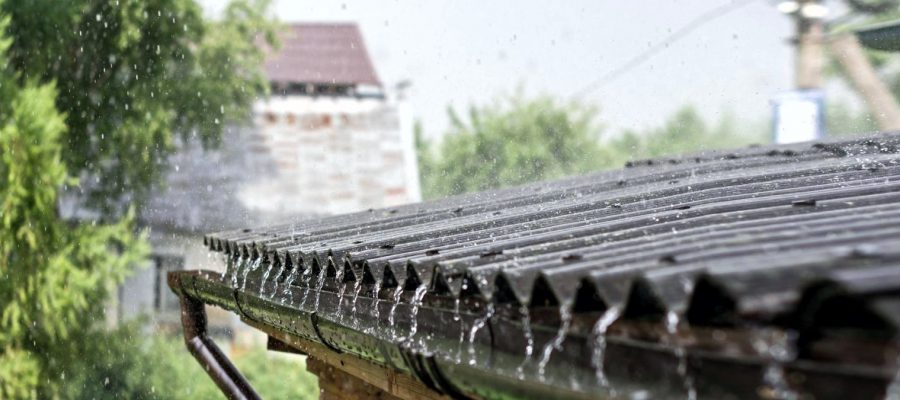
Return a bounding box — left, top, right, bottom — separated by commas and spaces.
113, 22, 421, 336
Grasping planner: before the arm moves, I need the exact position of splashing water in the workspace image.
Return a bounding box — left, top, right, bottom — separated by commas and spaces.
240, 257, 261, 291
230, 255, 245, 288
312, 269, 327, 313
755, 331, 799, 400
367, 283, 382, 335
335, 279, 348, 321
387, 287, 404, 339
467, 302, 496, 366
268, 262, 286, 299
221, 253, 231, 280
297, 268, 315, 310
538, 304, 572, 382
592, 307, 621, 388
349, 279, 363, 329
280, 266, 302, 304
259, 261, 275, 296
406, 284, 429, 347
666, 311, 697, 400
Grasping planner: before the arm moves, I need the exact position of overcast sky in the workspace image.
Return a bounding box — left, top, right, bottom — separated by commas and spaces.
202, 0, 799, 139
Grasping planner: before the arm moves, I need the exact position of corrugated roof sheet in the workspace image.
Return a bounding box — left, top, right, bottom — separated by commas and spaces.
189, 133, 900, 398
264, 23, 381, 86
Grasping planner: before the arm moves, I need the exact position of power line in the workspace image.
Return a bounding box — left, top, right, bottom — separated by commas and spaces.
572, 0, 759, 100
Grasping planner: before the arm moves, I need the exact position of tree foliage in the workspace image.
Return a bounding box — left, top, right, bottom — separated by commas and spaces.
1, 0, 276, 214
612, 107, 761, 160
419, 94, 613, 198
0, 16, 147, 397
0, 1, 276, 397
418, 95, 761, 199
55, 323, 318, 399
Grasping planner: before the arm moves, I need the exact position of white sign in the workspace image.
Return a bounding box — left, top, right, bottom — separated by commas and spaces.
772, 90, 824, 144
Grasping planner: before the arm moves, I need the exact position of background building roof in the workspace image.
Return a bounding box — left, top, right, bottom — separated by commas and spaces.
264, 23, 381, 87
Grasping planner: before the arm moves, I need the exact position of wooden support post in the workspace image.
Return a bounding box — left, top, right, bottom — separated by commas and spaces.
308, 357, 403, 400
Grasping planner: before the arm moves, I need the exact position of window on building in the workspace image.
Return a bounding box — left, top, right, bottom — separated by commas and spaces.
153, 255, 184, 314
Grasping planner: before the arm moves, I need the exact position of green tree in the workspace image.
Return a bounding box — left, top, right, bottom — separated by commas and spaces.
56, 322, 319, 399
0, 16, 148, 397
0, 0, 276, 397
419, 94, 615, 198
2, 0, 276, 214
612, 106, 763, 161
419, 97, 764, 199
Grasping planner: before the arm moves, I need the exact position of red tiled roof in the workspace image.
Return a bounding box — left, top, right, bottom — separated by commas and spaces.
264, 23, 381, 87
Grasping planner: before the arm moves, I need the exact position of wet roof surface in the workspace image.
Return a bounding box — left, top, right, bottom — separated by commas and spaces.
191, 133, 900, 399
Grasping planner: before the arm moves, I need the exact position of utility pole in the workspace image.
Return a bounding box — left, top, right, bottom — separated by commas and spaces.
794, 0, 825, 89
830, 34, 900, 131
773, 0, 829, 143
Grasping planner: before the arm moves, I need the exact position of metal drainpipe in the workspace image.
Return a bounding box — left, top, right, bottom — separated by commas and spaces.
178, 293, 262, 400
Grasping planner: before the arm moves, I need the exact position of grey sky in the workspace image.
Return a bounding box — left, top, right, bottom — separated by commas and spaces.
203, 0, 798, 139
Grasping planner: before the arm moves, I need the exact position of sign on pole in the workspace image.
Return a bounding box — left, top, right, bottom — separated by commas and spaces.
771, 89, 825, 144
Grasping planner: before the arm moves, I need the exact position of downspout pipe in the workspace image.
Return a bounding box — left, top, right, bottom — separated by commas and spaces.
171, 273, 261, 400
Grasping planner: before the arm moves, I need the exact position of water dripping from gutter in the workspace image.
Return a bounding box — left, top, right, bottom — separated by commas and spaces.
667, 311, 697, 400
591, 306, 621, 389
335, 276, 348, 320
538, 303, 572, 382
312, 269, 327, 313
221, 253, 231, 281
406, 284, 429, 347
231, 254, 245, 288
367, 282, 382, 335
297, 268, 314, 310
268, 262, 286, 299
884, 343, 900, 399
280, 266, 302, 305
454, 299, 465, 363
259, 261, 275, 297
346, 279, 362, 328
240, 257, 261, 292
755, 330, 799, 400
467, 302, 496, 366
387, 286, 404, 340
515, 305, 535, 380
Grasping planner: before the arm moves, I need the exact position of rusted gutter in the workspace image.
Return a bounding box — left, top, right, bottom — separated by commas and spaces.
169, 273, 262, 400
